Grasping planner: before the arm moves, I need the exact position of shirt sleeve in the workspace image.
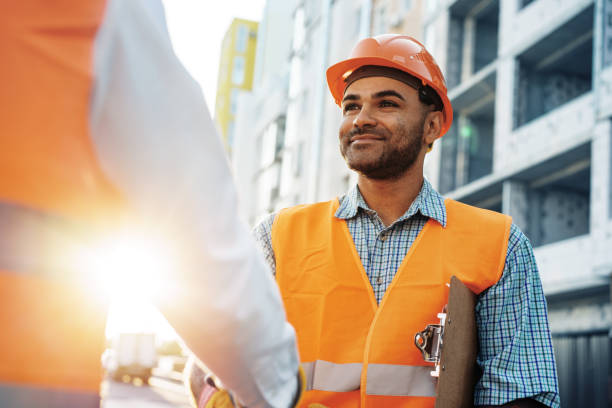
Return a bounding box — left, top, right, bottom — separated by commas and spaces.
252, 213, 277, 275
88, 1, 299, 407
474, 224, 560, 407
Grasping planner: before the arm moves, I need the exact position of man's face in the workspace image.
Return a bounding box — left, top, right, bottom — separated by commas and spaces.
338, 76, 428, 180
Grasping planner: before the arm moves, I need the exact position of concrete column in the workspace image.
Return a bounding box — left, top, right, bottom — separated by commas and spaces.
498, 0, 520, 56
455, 115, 470, 188
359, 0, 372, 39
495, 0, 520, 173
597, 0, 612, 119
591, 120, 612, 268
306, 0, 332, 203
502, 180, 529, 235
461, 17, 475, 82
493, 56, 516, 172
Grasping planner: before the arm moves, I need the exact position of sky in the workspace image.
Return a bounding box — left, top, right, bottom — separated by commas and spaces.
161, 0, 267, 112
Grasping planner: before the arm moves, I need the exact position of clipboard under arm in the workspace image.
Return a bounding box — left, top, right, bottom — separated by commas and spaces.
414, 275, 478, 408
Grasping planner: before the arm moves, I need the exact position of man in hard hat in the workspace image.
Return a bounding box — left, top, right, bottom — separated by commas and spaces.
0, 1, 303, 407
251, 35, 560, 407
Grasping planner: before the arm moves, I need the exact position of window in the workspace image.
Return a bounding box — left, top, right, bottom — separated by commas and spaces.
373, 6, 386, 35
295, 142, 304, 177
604, 0, 612, 67
292, 7, 305, 53
514, 5, 593, 128
447, 0, 499, 87
230, 89, 239, 115
439, 71, 496, 193
232, 56, 245, 85
227, 121, 235, 148
235, 24, 248, 53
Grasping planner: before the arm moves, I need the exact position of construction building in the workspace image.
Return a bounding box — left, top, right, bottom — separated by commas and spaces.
422, 1, 611, 405
214, 18, 259, 152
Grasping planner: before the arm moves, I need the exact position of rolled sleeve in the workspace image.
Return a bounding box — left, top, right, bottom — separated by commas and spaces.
474, 224, 560, 407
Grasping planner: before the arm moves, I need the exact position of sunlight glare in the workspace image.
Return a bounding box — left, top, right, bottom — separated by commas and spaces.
75, 230, 174, 303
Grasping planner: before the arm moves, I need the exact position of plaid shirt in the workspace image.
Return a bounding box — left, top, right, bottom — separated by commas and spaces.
253, 179, 560, 407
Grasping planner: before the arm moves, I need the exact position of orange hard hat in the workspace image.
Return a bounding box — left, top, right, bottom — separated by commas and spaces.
326, 34, 453, 137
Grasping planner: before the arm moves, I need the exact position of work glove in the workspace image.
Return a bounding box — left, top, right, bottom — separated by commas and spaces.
293, 366, 331, 408
196, 374, 241, 408
195, 365, 312, 408
192, 363, 327, 408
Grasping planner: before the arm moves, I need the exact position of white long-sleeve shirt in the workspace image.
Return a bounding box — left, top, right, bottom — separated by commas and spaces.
89, 1, 299, 406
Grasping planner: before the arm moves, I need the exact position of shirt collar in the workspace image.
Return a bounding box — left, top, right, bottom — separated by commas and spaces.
335, 178, 447, 227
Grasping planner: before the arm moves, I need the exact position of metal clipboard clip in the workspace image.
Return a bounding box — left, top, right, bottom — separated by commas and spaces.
414, 312, 447, 377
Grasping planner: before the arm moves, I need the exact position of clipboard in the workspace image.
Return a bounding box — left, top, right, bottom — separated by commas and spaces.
414, 275, 478, 408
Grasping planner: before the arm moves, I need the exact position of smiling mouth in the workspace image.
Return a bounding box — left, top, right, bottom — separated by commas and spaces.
350, 134, 384, 143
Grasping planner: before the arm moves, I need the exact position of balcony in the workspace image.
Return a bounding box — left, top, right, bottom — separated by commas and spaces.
514, 4, 594, 128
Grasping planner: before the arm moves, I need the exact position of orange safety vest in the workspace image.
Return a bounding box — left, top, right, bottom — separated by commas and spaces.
0, 1, 124, 405
273, 198, 511, 407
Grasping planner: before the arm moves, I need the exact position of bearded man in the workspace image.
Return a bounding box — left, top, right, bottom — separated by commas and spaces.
252, 35, 560, 408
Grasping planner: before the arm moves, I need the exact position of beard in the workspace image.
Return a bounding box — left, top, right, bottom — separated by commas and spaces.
339, 116, 425, 180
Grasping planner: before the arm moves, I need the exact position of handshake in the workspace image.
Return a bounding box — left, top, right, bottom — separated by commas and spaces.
185, 357, 327, 408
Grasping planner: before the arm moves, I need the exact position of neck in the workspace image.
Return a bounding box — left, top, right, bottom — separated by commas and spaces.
357, 162, 424, 227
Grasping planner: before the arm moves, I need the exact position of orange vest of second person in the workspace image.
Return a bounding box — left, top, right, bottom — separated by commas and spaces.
0, 1, 124, 406
273, 199, 512, 408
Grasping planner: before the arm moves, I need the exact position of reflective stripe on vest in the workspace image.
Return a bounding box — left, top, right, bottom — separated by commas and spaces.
0, 202, 109, 396
0, 202, 87, 279
366, 364, 435, 397
0, 383, 100, 408
302, 361, 361, 392
273, 198, 511, 407
302, 360, 436, 397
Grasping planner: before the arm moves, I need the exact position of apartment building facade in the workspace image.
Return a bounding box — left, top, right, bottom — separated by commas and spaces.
231, 0, 296, 223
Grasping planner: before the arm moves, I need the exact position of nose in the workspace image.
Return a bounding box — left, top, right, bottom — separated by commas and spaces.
353, 105, 377, 129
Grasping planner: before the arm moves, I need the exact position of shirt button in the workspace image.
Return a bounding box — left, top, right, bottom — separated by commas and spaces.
376, 276, 383, 284
380, 233, 387, 241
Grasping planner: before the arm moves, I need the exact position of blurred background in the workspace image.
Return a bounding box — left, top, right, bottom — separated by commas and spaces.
102, 0, 612, 406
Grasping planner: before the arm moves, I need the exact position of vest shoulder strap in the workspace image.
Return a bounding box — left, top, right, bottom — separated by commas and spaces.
271, 200, 339, 255
442, 199, 513, 292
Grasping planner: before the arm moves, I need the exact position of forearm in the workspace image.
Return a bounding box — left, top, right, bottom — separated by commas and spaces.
474, 225, 559, 407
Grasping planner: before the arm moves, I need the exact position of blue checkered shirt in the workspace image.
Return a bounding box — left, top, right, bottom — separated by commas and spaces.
253, 179, 560, 407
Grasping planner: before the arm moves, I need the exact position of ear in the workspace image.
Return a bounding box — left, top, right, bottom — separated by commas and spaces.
422, 110, 443, 147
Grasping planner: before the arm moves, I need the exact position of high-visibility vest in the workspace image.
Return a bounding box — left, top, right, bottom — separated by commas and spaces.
0, 1, 124, 406
273, 198, 511, 407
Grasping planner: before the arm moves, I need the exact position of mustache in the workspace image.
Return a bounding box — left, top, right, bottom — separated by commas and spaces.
345, 126, 388, 139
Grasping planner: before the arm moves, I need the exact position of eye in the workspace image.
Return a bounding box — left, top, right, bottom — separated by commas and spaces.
380, 100, 398, 108
343, 103, 360, 113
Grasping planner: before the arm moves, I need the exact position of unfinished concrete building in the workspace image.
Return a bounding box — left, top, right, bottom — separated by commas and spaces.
424, 0, 612, 405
